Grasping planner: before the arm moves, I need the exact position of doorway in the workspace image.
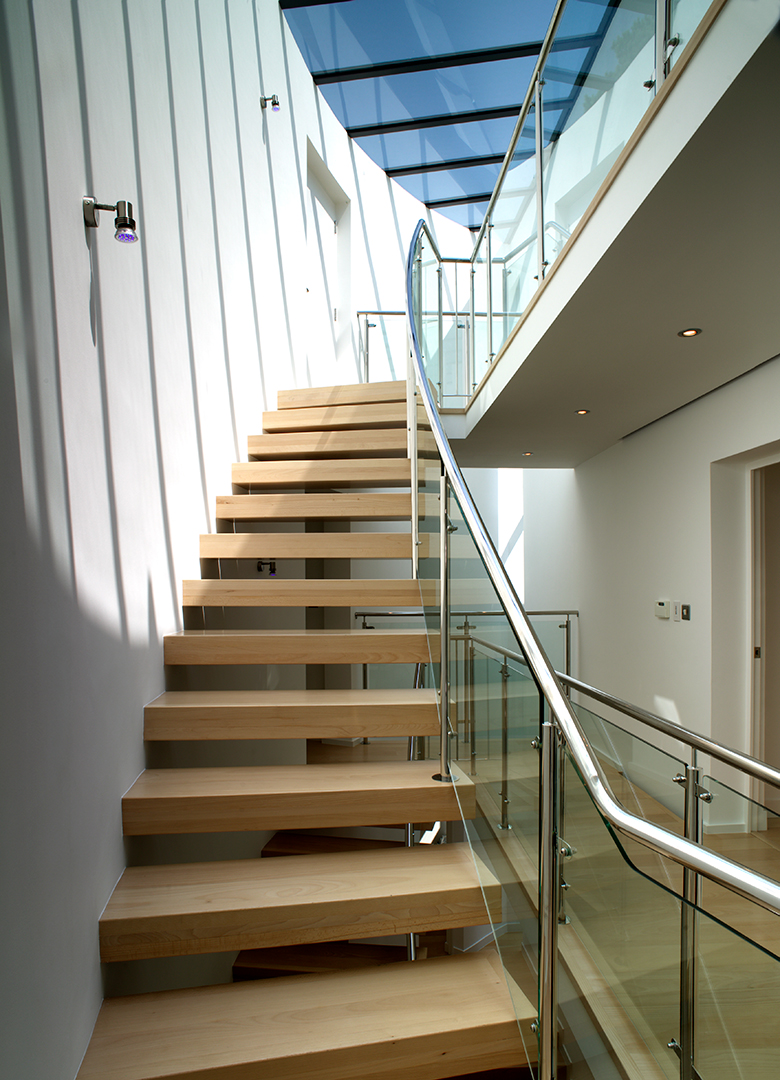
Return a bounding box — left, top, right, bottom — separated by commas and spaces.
753, 462, 780, 814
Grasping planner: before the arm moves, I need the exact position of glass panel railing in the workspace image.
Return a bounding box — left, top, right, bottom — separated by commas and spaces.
573, 703, 687, 830
694, 900, 780, 1079
698, 774, 780, 960
488, 98, 539, 360
424, 0, 718, 396
562, 744, 681, 1078
563, 742, 780, 1079
441, 479, 543, 1073
410, 213, 780, 1078
540, 0, 656, 278
412, 233, 442, 400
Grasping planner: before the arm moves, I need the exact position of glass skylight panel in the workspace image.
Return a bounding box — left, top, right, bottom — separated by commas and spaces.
397, 162, 502, 204
284, 0, 558, 71
319, 56, 539, 131
281, 0, 609, 226
354, 116, 520, 171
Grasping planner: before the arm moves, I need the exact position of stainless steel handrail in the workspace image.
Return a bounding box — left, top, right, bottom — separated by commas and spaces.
560, 672, 780, 792
407, 217, 780, 917
465, 633, 780, 792
354, 609, 579, 619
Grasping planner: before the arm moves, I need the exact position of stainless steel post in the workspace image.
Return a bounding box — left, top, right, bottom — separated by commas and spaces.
655, 0, 669, 92
468, 623, 477, 777
437, 471, 452, 782
405, 820, 417, 961
676, 763, 703, 1080
469, 264, 476, 383
538, 720, 559, 1080
437, 263, 444, 401
407, 340, 419, 578
535, 77, 546, 286
499, 659, 510, 829
486, 222, 493, 363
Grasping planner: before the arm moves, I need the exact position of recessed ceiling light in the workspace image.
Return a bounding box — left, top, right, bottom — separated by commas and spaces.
522, 451, 534, 457
677, 327, 702, 337
576, 409, 589, 415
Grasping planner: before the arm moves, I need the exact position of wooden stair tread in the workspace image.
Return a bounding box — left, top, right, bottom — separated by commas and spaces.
121, 761, 473, 835
144, 688, 439, 741
163, 628, 438, 666
232, 940, 414, 977
277, 380, 406, 409
216, 492, 411, 521
199, 531, 414, 560
261, 830, 404, 857
181, 577, 422, 608
99, 843, 498, 962
247, 427, 437, 459
77, 952, 533, 1080
232, 458, 416, 488
262, 400, 427, 433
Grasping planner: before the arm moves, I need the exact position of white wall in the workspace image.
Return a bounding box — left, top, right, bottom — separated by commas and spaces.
0, 1, 469, 1076
524, 354, 780, 791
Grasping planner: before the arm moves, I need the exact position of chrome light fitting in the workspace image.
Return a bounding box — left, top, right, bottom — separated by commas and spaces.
83, 196, 138, 243
261, 94, 280, 111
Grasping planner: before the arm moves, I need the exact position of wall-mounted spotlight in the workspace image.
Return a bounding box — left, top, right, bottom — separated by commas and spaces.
83, 196, 138, 243
261, 94, 281, 112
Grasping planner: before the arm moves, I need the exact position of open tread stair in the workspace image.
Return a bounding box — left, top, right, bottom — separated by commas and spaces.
247, 426, 437, 460
144, 687, 439, 740
216, 491, 411, 521
76, 952, 534, 1080
232, 457, 415, 488
199, 531, 414, 560
99, 842, 499, 962
261, 400, 426, 433
277, 380, 407, 409
121, 761, 473, 835
163, 628, 437, 665
181, 577, 422, 608
80, 380, 524, 1080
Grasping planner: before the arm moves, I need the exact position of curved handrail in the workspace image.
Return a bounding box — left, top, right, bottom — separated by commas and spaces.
406, 217, 780, 917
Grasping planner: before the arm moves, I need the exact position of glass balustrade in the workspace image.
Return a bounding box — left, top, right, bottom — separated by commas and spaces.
408, 217, 780, 1080
423, 0, 714, 406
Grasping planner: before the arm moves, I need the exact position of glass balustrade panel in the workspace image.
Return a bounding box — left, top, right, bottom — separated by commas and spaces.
694, 900, 780, 1079
572, 704, 687, 824
470, 237, 490, 387
562, 746, 683, 1078
540, 0, 656, 277
696, 774, 780, 959
361, 312, 409, 384
436, 482, 542, 1071
414, 235, 442, 398
489, 101, 539, 358
437, 260, 472, 407
527, 614, 570, 676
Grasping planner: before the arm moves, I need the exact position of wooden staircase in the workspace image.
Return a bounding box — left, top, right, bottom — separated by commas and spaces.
78, 380, 535, 1079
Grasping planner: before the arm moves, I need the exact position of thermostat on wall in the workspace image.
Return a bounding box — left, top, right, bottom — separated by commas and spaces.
655, 600, 671, 619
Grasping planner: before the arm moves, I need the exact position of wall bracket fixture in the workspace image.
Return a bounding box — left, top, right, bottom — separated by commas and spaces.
83, 196, 138, 243
261, 94, 280, 111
